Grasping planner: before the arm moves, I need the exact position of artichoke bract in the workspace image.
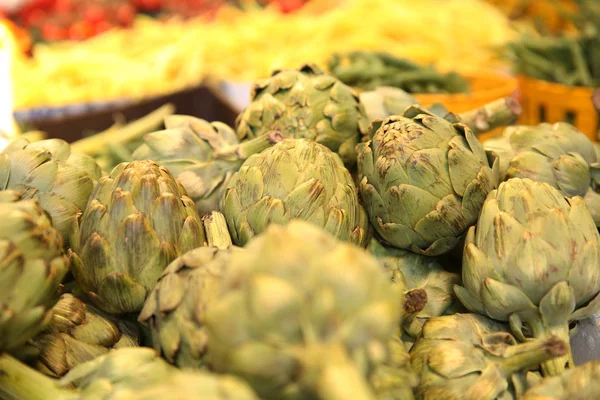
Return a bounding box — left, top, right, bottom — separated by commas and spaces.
0, 190, 69, 353
32, 293, 141, 378
236, 64, 370, 165
368, 239, 461, 340
368, 335, 418, 400
70, 160, 206, 314
483, 122, 598, 197
410, 314, 568, 400
359, 86, 418, 124
205, 221, 404, 400
0, 138, 101, 245
132, 115, 283, 215
222, 139, 369, 246
139, 212, 239, 369
521, 360, 600, 400
454, 178, 600, 376
358, 105, 499, 256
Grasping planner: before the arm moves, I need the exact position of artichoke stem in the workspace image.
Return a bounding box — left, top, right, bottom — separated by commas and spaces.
528, 318, 574, 376
302, 344, 376, 400
202, 212, 233, 249
0, 353, 74, 400
227, 130, 284, 160
496, 335, 568, 378
457, 97, 522, 136
70, 103, 175, 156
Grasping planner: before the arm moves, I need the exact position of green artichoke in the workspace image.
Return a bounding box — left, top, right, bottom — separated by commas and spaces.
368, 239, 461, 340
0, 138, 101, 245
410, 314, 568, 400
0, 348, 259, 400
0, 190, 69, 353
222, 138, 369, 246
483, 122, 598, 197
368, 335, 418, 400
359, 86, 418, 124
358, 105, 499, 256
138, 211, 239, 369
520, 360, 600, 400
205, 220, 404, 400
132, 115, 283, 215
31, 293, 141, 378
454, 178, 600, 376
236, 64, 370, 165
69, 160, 206, 314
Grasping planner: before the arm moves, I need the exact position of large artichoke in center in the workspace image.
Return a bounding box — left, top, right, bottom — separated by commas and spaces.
205, 221, 404, 400
0, 138, 101, 245
235, 64, 370, 165
69, 160, 206, 314
454, 178, 600, 376
358, 105, 499, 256
132, 115, 283, 215
0, 190, 69, 353
222, 139, 368, 246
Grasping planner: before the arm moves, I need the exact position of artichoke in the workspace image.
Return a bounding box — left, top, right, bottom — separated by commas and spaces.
205, 220, 404, 400
0, 190, 69, 353
454, 178, 600, 376
236, 64, 370, 165
483, 122, 598, 197
0, 348, 259, 400
410, 314, 568, 400
521, 360, 600, 400
138, 211, 239, 369
358, 105, 499, 256
132, 115, 283, 215
69, 160, 206, 314
31, 293, 141, 378
222, 138, 369, 246
0, 138, 101, 245
368, 335, 418, 400
368, 239, 461, 340
359, 86, 418, 123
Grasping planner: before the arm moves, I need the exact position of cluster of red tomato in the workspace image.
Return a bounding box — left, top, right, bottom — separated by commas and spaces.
10, 0, 309, 43
15, 0, 138, 41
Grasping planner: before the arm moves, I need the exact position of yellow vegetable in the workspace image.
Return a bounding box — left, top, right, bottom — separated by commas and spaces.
12, 0, 515, 110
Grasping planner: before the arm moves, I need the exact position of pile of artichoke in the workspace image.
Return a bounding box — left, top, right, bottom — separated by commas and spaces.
1, 63, 599, 400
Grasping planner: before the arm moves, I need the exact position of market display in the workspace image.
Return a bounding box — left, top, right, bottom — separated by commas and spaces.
9, 0, 515, 110
2, 0, 600, 399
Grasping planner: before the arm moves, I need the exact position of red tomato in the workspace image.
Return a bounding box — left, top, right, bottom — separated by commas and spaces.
68, 21, 94, 40
116, 4, 135, 26
21, 9, 47, 26
84, 5, 107, 24
53, 0, 75, 13
94, 20, 113, 34
41, 23, 68, 41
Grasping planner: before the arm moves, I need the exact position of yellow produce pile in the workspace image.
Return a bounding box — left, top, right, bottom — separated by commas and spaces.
12, 0, 516, 111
